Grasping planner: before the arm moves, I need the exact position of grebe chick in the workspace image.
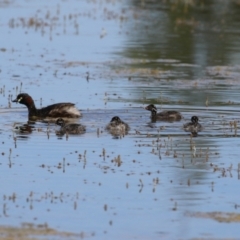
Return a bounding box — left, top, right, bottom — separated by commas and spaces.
183, 116, 202, 136
145, 104, 181, 121
56, 118, 86, 135
106, 116, 130, 137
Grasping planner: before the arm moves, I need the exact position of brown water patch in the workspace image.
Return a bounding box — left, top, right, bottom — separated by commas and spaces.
0, 223, 91, 240
186, 211, 240, 223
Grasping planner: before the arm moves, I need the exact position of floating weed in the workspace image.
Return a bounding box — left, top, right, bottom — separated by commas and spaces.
173, 150, 177, 158
66, 132, 69, 140
152, 177, 159, 192
3, 203, 8, 217
182, 154, 185, 168
212, 164, 233, 178
165, 148, 170, 156
192, 145, 196, 158
63, 158, 65, 173
13, 137, 17, 148
47, 125, 50, 139
189, 135, 193, 150
104, 204, 107, 211
26, 191, 34, 210
134, 129, 141, 135
102, 148, 106, 160
112, 155, 122, 167
205, 147, 209, 162
234, 120, 237, 136
229, 121, 233, 131
8, 148, 12, 168
228, 164, 233, 178
238, 163, 240, 179
229, 120, 238, 136
0, 85, 5, 95
8, 94, 11, 108
168, 135, 173, 151
82, 150, 87, 168
205, 96, 208, 107
138, 179, 144, 193
57, 162, 62, 169
172, 202, 177, 211
156, 132, 162, 160
74, 201, 77, 210
211, 182, 214, 192
86, 72, 90, 82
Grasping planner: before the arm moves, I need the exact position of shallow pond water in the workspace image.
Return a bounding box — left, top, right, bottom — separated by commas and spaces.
1, 0, 240, 239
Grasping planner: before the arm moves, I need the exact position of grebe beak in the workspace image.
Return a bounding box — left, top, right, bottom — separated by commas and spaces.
12, 97, 22, 103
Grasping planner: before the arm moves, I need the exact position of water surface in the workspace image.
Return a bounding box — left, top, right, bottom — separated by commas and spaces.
1, 0, 240, 239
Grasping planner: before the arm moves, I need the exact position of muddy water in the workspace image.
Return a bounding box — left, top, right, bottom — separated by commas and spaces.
1, 0, 240, 239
